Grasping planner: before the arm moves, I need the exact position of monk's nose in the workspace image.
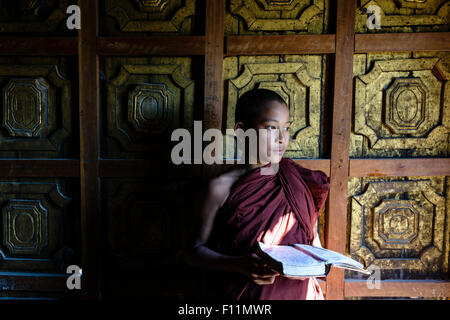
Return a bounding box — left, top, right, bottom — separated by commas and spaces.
276, 129, 285, 143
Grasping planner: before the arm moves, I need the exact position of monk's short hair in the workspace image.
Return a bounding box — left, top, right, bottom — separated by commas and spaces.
235, 88, 287, 128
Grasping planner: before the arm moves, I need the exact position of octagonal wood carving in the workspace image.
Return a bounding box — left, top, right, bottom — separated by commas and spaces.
2, 78, 49, 138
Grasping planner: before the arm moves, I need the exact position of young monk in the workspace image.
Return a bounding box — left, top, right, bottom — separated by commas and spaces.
186, 89, 330, 300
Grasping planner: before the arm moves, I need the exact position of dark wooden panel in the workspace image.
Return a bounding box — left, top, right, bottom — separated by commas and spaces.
0, 273, 68, 292
0, 57, 77, 159
325, 0, 355, 300
102, 56, 195, 159
100, 159, 202, 178
355, 33, 450, 53
0, 160, 79, 177
78, 0, 101, 300
101, 177, 201, 299
0, 1, 77, 35
350, 158, 450, 177
97, 36, 206, 56
226, 35, 336, 56
0, 38, 78, 55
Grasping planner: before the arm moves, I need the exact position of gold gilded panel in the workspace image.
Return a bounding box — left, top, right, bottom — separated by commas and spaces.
135, 0, 169, 12
128, 83, 175, 134
0, 0, 74, 34
104, 57, 194, 158
351, 52, 450, 158
0, 178, 75, 274
225, 0, 329, 35
0, 58, 74, 158
356, 0, 449, 33
347, 176, 449, 279
104, 0, 195, 34
223, 55, 327, 158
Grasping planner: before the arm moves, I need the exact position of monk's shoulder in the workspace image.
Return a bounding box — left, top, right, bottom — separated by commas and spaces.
207, 168, 244, 207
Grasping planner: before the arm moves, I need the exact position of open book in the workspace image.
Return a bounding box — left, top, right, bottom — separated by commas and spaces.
256, 242, 370, 278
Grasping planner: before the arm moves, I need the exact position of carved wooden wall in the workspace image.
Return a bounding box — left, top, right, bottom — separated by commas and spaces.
0, 0, 448, 300
0, 3, 80, 297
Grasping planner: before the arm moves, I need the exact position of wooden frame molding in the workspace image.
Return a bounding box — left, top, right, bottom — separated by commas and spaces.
226, 35, 336, 56
0, 33, 447, 58
0, 37, 77, 56
325, 0, 356, 300
0, 272, 73, 293
345, 280, 450, 298
99, 160, 202, 178
203, 0, 225, 131
97, 36, 206, 56
355, 32, 450, 53
2, 158, 448, 179
78, 0, 101, 300
0, 160, 79, 177
202, 0, 225, 178
350, 158, 450, 177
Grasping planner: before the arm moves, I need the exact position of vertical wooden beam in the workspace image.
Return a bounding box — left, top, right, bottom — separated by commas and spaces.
78, 0, 101, 299
325, 0, 355, 300
203, 0, 225, 177
204, 0, 224, 130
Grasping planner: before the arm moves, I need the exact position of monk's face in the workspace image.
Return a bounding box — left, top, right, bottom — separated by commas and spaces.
253, 100, 291, 164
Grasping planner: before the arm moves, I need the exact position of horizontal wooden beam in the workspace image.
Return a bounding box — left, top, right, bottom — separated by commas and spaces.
291, 159, 330, 176
226, 35, 336, 56
0, 273, 69, 293
0, 33, 447, 57
0, 33, 448, 57
0, 37, 77, 55
97, 36, 206, 56
345, 280, 450, 298
350, 158, 450, 177
1, 158, 446, 178
100, 159, 329, 179
355, 32, 450, 53
99, 159, 202, 178
0, 160, 79, 177
199, 159, 330, 178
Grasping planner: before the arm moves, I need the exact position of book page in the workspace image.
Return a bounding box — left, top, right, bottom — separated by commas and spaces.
257, 242, 325, 277
260, 243, 322, 268
293, 244, 365, 270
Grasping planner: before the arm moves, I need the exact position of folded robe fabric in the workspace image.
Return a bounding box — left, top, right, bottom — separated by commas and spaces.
205, 158, 330, 300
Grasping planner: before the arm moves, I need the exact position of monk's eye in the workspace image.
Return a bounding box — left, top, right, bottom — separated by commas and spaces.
284, 126, 290, 132
267, 125, 277, 130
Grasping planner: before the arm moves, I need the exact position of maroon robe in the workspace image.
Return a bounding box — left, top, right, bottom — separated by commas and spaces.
205, 158, 330, 300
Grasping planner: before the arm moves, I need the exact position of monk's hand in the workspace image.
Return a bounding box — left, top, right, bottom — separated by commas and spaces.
238, 253, 280, 285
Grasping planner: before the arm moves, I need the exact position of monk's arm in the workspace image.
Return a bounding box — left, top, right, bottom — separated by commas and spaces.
184, 177, 278, 283
184, 178, 242, 273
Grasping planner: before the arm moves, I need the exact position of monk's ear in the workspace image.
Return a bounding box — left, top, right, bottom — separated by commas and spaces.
234, 122, 246, 132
